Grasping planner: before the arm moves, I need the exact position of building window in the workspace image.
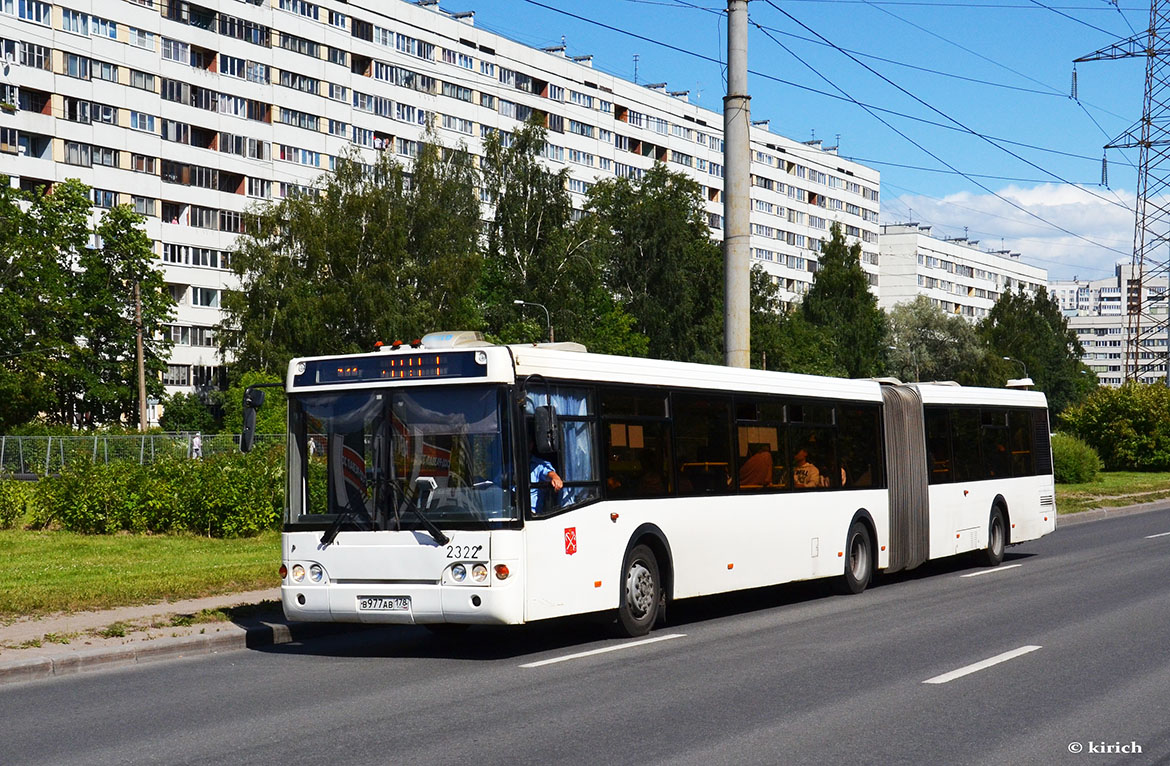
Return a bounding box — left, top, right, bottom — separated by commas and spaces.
64, 53, 91, 80
132, 154, 156, 173
192, 287, 219, 307
130, 70, 156, 91
162, 38, 190, 63
132, 196, 156, 216
92, 189, 117, 209
64, 141, 92, 167
128, 28, 154, 49
92, 59, 118, 82
163, 364, 190, 386
62, 8, 89, 35
130, 111, 156, 133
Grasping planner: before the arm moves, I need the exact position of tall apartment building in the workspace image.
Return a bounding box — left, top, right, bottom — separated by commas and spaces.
0, 0, 882, 405
878, 223, 1048, 321
1052, 263, 1170, 386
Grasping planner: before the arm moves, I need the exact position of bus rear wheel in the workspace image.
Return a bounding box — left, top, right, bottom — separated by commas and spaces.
837, 521, 873, 595
617, 544, 661, 637
976, 507, 1006, 567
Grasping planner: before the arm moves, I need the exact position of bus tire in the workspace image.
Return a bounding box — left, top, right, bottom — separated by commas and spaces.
617, 544, 661, 637
837, 521, 873, 595
976, 507, 1006, 567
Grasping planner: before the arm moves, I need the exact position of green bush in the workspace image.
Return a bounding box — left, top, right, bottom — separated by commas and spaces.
1051, 433, 1102, 484
0, 480, 33, 529
29, 445, 285, 537
1061, 382, 1170, 470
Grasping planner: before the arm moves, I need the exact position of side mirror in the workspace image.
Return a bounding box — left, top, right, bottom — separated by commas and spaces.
534, 405, 560, 454
241, 387, 266, 453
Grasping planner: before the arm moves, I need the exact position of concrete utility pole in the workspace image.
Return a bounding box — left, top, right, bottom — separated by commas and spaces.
135, 281, 147, 431
724, 0, 751, 368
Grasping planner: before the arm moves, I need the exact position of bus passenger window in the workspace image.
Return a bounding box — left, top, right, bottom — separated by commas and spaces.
1009, 410, 1034, 477
924, 408, 952, 484
674, 394, 733, 495
838, 404, 883, 488
605, 421, 672, 498
980, 409, 1011, 479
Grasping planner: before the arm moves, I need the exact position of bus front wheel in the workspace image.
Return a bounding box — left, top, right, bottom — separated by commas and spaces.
617, 544, 661, 637
976, 507, 1006, 567
837, 521, 873, 595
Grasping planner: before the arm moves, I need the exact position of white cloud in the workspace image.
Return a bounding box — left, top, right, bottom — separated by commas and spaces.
886, 183, 1139, 281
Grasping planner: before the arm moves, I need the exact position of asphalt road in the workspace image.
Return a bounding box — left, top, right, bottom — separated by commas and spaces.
5, 510, 1170, 766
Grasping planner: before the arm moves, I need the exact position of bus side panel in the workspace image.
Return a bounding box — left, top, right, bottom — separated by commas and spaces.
524, 490, 891, 623
524, 504, 623, 622
928, 475, 1054, 559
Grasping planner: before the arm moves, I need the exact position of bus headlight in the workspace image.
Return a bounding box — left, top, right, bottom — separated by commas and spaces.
291, 564, 306, 583
309, 564, 324, 583
472, 564, 488, 582
451, 563, 467, 582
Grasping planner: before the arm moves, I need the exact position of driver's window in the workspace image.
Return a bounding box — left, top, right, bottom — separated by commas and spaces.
525, 386, 599, 516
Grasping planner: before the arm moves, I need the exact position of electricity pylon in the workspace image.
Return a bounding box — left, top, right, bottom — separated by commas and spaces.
1076, 2, 1170, 382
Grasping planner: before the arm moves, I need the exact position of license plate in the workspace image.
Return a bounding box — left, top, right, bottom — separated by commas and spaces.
357, 596, 411, 611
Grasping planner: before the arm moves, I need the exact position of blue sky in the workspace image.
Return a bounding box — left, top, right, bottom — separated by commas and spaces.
456, 0, 1153, 281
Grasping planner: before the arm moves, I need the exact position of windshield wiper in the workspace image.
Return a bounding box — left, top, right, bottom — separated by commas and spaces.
320, 508, 360, 546
387, 481, 449, 546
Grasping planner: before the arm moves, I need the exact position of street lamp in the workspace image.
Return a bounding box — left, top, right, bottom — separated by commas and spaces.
1002, 356, 1028, 379
513, 299, 554, 343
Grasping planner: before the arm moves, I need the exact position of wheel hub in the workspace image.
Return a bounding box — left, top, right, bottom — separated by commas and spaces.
626, 562, 654, 617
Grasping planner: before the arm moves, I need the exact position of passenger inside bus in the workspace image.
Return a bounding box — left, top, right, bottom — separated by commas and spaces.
792, 448, 822, 489
738, 442, 774, 488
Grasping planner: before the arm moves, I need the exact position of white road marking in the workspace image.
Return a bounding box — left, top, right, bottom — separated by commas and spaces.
923, 645, 1042, 685
520, 634, 686, 668
1144, 531, 1170, 539
960, 563, 1022, 578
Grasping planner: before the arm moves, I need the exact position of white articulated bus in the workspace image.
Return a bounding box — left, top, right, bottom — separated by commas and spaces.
248, 331, 1055, 637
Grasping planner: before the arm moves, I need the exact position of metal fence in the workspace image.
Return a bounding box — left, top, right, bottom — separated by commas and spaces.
0, 433, 285, 477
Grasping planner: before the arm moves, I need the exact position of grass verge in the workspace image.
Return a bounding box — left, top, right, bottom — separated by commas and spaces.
0, 529, 279, 620
1056, 471, 1170, 515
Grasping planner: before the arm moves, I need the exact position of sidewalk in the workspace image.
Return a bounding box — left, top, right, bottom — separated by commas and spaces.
0, 587, 356, 686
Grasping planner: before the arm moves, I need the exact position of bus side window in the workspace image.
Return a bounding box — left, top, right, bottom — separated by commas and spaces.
980, 409, 1011, 479
1008, 409, 1034, 477
951, 409, 982, 482
839, 404, 883, 488
525, 387, 600, 514
674, 394, 733, 495
605, 422, 672, 497
924, 408, 952, 484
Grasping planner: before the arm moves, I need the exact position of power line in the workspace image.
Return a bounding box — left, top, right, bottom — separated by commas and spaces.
763, 1, 1132, 214
755, 2, 1131, 256
851, 156, 1099, 183
1025, 0, 1118, 35
784, 1, 1144, 8
664, 0, 1072, 99
516, 0, 1107, 165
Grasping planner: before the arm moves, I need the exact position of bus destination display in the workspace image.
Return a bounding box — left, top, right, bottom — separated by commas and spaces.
295, 352, 487, 386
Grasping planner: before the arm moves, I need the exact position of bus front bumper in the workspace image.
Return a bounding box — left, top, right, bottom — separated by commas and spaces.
281, 581, 524, 626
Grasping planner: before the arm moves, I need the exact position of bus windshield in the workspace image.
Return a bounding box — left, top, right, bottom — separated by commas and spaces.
289, 385, 516, 528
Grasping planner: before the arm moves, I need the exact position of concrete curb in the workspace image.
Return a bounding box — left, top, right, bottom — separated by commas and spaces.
1057, 499, 1170, 526
0, 617, 357, 687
